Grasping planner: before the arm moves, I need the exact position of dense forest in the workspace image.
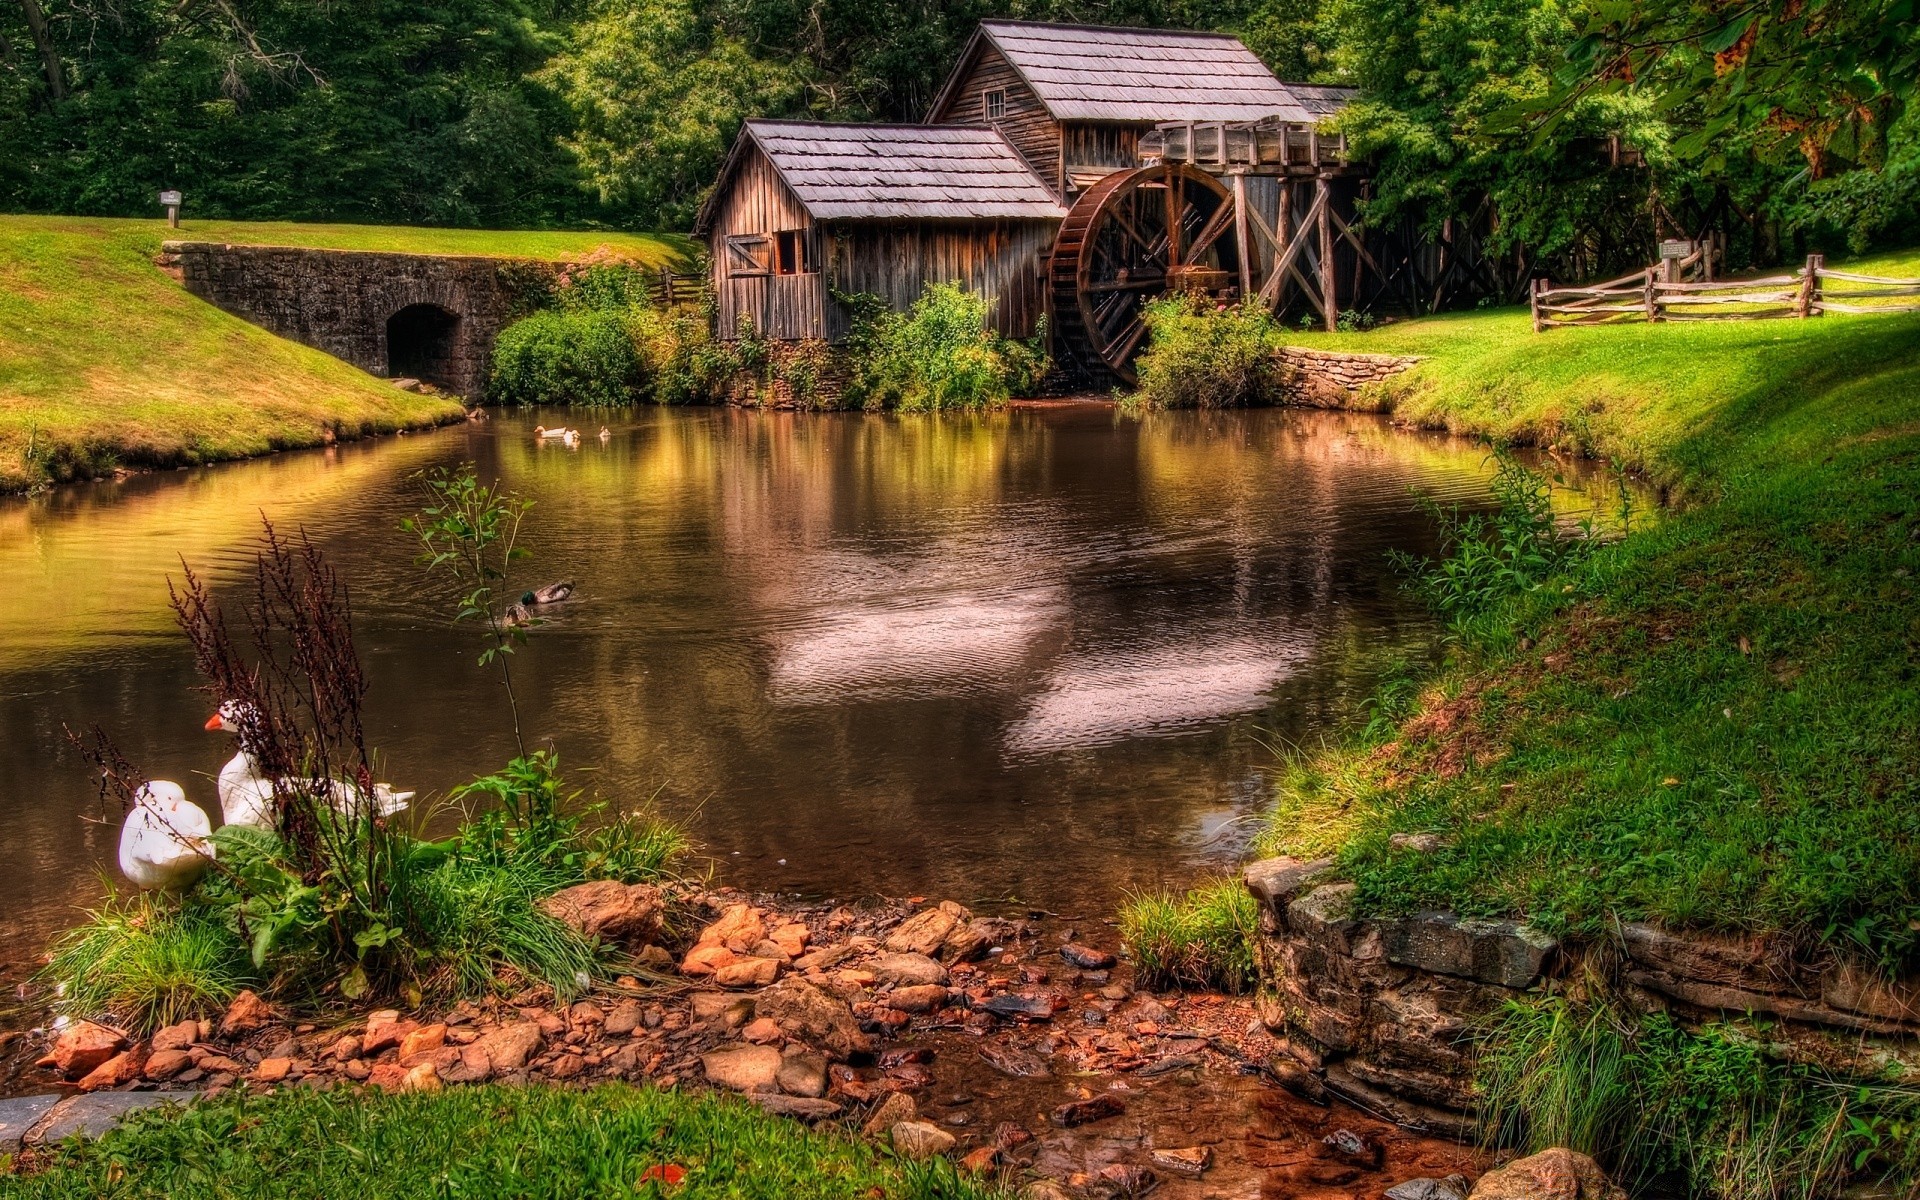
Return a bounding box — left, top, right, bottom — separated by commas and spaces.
1, 0, 1912, 271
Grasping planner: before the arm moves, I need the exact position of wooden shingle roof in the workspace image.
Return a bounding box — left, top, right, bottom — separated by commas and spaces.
943, 21, 1318, 124
696, 121, 1067, 231
1286, 84, 1360, 118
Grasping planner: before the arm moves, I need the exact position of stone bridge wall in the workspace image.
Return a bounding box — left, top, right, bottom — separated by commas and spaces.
160, 242, 567, 400
1245, 854, 1920, 1137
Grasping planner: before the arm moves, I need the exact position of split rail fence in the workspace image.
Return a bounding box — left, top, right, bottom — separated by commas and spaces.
1531, 254, 1920, 331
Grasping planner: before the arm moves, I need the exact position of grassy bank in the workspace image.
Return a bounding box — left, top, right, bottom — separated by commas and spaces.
1257, 247, 1920, 975
2, 1083, 996, 1199
0, 216, 691, 493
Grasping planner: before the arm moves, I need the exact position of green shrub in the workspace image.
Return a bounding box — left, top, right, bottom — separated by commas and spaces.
490, 308, 644, 407
627, 300, 746, 406
41, 893, 254, 1031
1118, 879, 1257, 992
842, 282, 1046, 411
1131, 295, 1292, 409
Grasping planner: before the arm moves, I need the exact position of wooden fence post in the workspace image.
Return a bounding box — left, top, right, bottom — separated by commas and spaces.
1794, 254, 1821, 317
1530, 277, 1543, 333
1643, 270, 1658, 322
1808, 253, 1824, 317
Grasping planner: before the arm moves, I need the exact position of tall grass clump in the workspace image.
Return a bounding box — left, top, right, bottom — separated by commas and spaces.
42, 893, 254, 1031
1119, 879, 1257, 992
1130, 295, 1292, 409
1480, 991, 1920, 1200
841, 282, 1047, 411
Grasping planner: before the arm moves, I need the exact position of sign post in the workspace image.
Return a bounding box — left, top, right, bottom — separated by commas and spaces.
158, 190, 182, 228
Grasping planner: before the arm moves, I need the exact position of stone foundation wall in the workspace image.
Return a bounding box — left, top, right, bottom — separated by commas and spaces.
1276, 347, 1424, 408
1245, 855, 1920, 1136
160, 242, 567, 400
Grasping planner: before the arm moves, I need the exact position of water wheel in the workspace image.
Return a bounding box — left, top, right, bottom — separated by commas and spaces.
1048, 164, 1240, 384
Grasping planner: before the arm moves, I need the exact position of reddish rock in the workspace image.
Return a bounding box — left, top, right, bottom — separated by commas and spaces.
993, 1122, 1034, 1151
220, 989, 275, 1036
756, 978, 871, 1060
1051, 1095, 1126, 1127
398, 1024, 448, 1067
472, 1022, 544, 1074
891, 1121, 957, 1159
770, 923, 810, 957
548, 1054, 586, 1079
43, 1021, 127, 1079
540, 880, 664, 946
362, 1010, 418, 1056
255, 1057, 293, 1084
742, 1018, 785, 1045
699, 904, 768, 952
885, 908, 960, 956
366, 1063, 408, 1091
1467, 1149, 1625, 1200
776, 1046, 829, 1098
1060, 943, 1117, 970
960, 1146, 999, 1174
150, 1020, 198, 1054
889, 985, 949, 1014
401, 1062, 442, 1093
681, 943, 738, 977
604, 1001, 643, 1037
77, 1049, 145, 1090
860, 1092, 916, 1137
714, 957, 781, 989
329, 1035, 361, 1062
144, 1048, 193, 1081
702, 1044, 783, 1092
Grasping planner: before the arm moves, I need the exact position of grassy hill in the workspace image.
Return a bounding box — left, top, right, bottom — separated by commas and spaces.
0, 216, 692, 493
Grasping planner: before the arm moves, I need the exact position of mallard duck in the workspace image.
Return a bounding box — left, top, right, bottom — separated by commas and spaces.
522, 581, 575, 606
119, 781, 213, 890
504, 603, 532, 628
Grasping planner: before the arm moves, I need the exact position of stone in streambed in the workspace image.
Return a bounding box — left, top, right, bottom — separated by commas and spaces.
751, 1094, 842, 1121
1098, 1164, 1159, 1196
40, 1021, 125, 1079
770, 923, 810, 957
1152, 1146, 1212, 1177
714, 957, 781, 988
1060, 943, 1117, 970
754, 978, 870, 1060
871, 953, 948, 988
698, 904, 768, 952
885, 908, 961, 957
890, 1120, 956, 1159
681, 943, 738, 977
776, 1045, 829, 1098
539, 880, 664, 946
1050, 1095, 1125, 1127
1467, 1149, 1624, 1200
144, 1049, 193, 1081
1386, 1177, 1471, 1200
861, 1092, 916, 1137
77, 1050, 144, 1091
702, 1044, 783, 1092
982, 993, 1055, 1020
888, 985, 948, 1014
978, 1042, 1050, 1077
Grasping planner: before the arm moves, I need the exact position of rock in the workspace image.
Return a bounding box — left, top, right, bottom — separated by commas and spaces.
982, 993, 1055, 1020
993, 1122, 1034, 1151
1380, 912, 1558, 989
1098, 1164, 1159, 1196
367, 1063, 409, 1091
860, 1092, 917, 1137
604, 1000, 643, 1037
569, 1001, 606, 1028
401, 1062, 442, 1093
698, 904, 768, 952
743, 1017, 785, 1045
1020, 1183, 1075, 1200
1151, 1147, 1212, 1177
254, 1056, 293, 1083
750, 1094, 843, 1121
770, 923, 811, 957
77, 1050, 144, 1091
1389, 833, 1450, 853
44, 1021, 127, 1079
755, 978, 871, 1060
441, 1044, 493, 1085
398, 1024, 447, 1066
891, 1121, 957, 1160
0, 1095, 61, 1154
777, 1046, 829, 1098
1322, 1128, 1383, 1169
702, 1044, 783, 1092
1243, 856, 1337, 911
329, 1035, 361, 1062
1267, 1057, 1328, 1103
150, 1020, 198, 1054
714, 957, 782, 989
547, 1054, 585, 1079
30, 1093, 177, 1144
220, 989, 275, 1036
539, 880, 664, 946
472, 1022, 544, 1074
960, 1146, 999, 1174
1060, 944, 1117, 970
886, 908, 961, 957
362, 1010, 418, 1056
872, 953, 948, 988
144, 1049, 193, 1081
1467, 1149, 1624, 1200
888, 985, 948, 1014
1386, 1176, 1471, 1200
681, 943, 738, 977
1050, 1095, 1125, 1127
978, 1042, 1050, 1078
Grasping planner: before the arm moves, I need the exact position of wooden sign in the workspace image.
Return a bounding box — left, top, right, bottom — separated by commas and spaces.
158, 189, 182, 228
1658, 239, 1693, 259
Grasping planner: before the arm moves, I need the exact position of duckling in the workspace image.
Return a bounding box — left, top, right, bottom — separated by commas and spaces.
598, 426, 611, 442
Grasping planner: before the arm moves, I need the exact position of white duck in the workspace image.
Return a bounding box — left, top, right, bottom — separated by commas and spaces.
206, 701, 413, 826
533, 425, 576, 441
118, 781, 213, 890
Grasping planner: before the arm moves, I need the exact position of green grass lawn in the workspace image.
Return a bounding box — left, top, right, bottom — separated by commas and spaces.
0, 217, 688, 492
0, 1084, 999, 1199
1260, 247, 1920, 974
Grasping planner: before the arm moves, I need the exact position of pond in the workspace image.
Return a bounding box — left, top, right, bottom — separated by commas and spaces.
0, 404, 1614, 968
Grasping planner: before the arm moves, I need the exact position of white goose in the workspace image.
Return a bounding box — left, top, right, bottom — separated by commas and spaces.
118, 781, 213, 890
206, 701, 414, 827
533, 425, 578, 441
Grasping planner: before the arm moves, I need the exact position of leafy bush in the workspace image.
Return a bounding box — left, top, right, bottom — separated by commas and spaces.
1131, 295, 1292, 409
1389, 450, 1626, 629
841, 282, 1046, 411
1118, 879, 1257, 993
627, 300, 747, 406
490, 308, 644, 407
42, 894, 254, 1031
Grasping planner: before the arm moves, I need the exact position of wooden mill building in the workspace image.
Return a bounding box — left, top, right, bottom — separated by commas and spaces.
695, 21, 1459, 381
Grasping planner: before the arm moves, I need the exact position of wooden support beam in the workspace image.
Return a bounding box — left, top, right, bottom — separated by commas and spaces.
1231, 170, 1253, 300
1317, 174, 1336, 332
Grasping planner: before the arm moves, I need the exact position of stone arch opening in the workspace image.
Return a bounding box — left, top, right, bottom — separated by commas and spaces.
385, 303, 463, 390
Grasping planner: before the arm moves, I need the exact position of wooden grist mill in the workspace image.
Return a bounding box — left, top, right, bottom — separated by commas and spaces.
697, 21, 1501, 385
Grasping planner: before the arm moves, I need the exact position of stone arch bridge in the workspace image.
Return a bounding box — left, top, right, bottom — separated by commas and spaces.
160, 242, 582, 400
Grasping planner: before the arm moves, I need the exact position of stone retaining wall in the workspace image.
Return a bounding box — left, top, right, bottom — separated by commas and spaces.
1276, 347, 1424, 407
1245, 855, 1920, 1136
160, 242, 567, 400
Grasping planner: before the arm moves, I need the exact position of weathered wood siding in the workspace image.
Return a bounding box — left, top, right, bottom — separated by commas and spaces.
930, 44, 1063, 196
705, 143, 828, 340
1060, 122, 1147, 195
824, 220, 1058, 340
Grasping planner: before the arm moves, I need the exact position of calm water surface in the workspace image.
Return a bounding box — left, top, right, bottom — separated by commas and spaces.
0, 404, 1599, 962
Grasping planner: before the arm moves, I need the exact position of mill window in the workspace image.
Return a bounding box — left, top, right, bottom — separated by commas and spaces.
983, 88, 1006, 121
774, 229, 814, 275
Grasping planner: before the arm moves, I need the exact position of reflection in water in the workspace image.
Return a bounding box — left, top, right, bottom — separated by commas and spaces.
0, 404, 1628, 961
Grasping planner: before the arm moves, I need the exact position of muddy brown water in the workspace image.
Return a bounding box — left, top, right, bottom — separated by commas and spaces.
0, 404, 1617, 973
